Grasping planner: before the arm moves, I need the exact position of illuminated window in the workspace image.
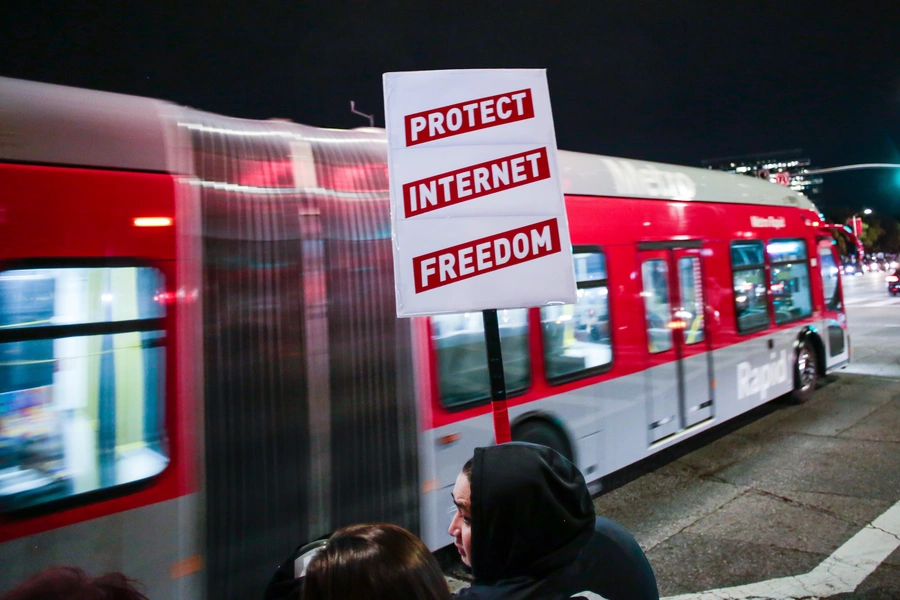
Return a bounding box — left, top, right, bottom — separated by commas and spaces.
541, 251, 612, 382
818, 245, 842, 312
641, 259, 673, 353
0, 267, 168, 512
430, 309, 530, 408
678, 256, 705, 345
768, 239, 812, 325
731, 241, 769, 333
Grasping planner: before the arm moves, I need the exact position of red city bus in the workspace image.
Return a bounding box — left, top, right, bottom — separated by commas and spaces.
0, 77, 849, 599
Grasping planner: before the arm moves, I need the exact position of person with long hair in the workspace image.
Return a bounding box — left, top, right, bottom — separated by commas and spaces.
302, 522, 451, 600
2, 566, 148, 600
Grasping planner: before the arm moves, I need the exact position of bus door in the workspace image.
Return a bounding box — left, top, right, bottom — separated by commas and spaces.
639, 243, 713, 443
817, 238, 850, 368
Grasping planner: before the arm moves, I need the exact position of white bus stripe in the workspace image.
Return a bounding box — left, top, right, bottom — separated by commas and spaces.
661, 498, 900, 600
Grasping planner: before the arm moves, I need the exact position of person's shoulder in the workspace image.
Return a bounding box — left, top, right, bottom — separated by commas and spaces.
592, 517, 640, 543
455, 578, 538, 600
459, 581, 616, 600
455, 584, 500, 599
573, 518, 659, 600
587, 517, 650, 556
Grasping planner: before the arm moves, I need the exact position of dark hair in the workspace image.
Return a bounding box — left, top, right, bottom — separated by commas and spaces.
2, 566, 148, 600
462, 457, 473, 483
302, 523, 450, 600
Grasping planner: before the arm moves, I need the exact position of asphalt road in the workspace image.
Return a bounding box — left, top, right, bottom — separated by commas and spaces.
592, 271, 900, 599
841, 270, 900, 378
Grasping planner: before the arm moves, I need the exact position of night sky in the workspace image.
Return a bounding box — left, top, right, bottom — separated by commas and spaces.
3, 2, 899, 216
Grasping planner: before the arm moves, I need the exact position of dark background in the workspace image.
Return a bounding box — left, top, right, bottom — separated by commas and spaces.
3, 1, 899, 220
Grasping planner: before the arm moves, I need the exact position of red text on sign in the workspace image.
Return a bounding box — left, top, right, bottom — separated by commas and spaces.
405, 89, 535, 146
413, 218, 561, 293
403, 148, 550, 218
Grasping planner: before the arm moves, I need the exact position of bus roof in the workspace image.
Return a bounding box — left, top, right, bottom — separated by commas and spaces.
0, 76, 816, 211
0, 76, 174, 173
558, 150, 817, 211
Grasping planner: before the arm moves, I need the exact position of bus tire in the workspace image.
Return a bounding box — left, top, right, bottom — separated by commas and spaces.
790, 339, 818, 404
512, 419, 574, 463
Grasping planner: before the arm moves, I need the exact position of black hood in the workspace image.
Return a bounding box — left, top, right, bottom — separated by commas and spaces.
469, 442, 594, 584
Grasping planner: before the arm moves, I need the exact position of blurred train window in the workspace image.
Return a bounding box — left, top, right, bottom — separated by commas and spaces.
431, 309, 530, 408
768, 239, 813, 325
731, 241, 770, 333
678, 256, 705, 345
0, 268, 165, 327
0, 267, 168, 512
818, 245, 842, 312
541, 251, 612, 382
641, 259, 673, 353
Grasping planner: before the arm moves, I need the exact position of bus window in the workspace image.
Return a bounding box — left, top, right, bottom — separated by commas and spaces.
0, 267, 168, 512
431, 309, 530, 408
541, 252, 611, 383
641, 260, 673, 353
731, 241, 769, 333
767, 239, 813, 324
819, 245, 842, 312
678, 257, 705, 345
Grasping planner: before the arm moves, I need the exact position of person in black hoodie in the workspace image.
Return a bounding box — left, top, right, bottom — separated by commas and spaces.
449, 442, 659, 600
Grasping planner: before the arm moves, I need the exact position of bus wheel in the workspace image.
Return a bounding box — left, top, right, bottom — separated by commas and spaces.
512, 419, 574, 463
790, 340, 818, 404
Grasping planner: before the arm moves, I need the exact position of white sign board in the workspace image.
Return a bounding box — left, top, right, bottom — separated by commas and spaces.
383, 69, 577, 317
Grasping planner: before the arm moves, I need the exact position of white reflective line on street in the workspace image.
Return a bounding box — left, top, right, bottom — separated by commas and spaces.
859, 298, 900, 308
843, 297, 870, 305
841, 363, 900, 378
662, 498, 900, 600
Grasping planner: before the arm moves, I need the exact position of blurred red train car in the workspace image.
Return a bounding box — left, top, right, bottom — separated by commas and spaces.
0, 77, 850, 599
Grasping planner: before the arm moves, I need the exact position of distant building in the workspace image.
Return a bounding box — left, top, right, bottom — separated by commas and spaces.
701, 149, 823, 203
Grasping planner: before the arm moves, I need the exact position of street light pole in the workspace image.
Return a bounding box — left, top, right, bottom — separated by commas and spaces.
804, 163, 900, 175
800, 164, 897, 265
349, 101, 374, 127
848, 208, 872, 238
798, 163, 899, 241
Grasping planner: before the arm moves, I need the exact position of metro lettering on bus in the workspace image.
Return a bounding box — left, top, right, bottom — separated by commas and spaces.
601, 157, 697, 200
750, 216, 787, 229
